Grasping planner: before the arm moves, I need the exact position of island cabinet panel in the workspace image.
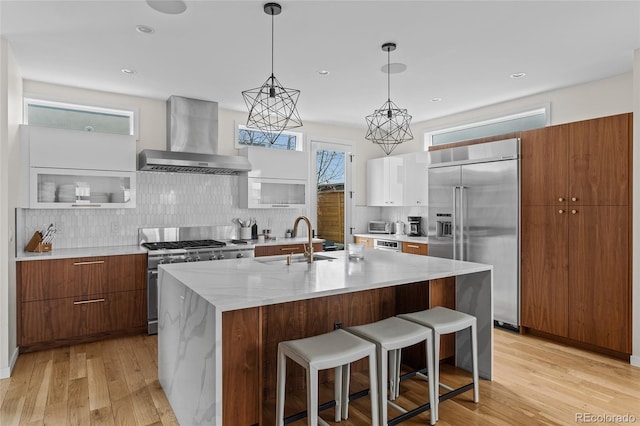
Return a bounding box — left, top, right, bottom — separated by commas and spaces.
222, 308, 261, 426
254, 242, 323, 257
17, 253, 147, 351
259, 288, 395, 404
520, 113, 632, 355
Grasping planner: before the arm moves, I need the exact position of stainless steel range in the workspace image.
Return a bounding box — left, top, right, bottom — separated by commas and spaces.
139, 226, 254, 334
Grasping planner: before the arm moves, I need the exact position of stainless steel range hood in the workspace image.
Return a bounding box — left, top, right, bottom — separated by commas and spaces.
138, 96, 251, 175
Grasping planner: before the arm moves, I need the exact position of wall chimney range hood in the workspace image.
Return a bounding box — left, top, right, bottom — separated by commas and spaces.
138, 96, 252, 175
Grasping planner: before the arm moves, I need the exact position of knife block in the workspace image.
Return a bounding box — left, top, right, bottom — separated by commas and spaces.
24, 231, 52, 253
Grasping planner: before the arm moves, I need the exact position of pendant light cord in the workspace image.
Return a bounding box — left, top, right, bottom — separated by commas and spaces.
387, 47, 391, 103
271, 11, 275, 81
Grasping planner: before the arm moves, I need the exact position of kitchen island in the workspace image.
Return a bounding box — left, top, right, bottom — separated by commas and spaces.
158, 249, 492, 426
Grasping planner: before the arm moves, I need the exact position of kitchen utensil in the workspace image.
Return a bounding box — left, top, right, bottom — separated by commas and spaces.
240, 227, 252, 240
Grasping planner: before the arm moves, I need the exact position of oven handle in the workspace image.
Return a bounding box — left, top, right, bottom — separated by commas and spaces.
149, 270, 158, 277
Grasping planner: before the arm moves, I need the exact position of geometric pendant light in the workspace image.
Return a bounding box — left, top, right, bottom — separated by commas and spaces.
242, 2, 302, 145
365, 42, 413, 155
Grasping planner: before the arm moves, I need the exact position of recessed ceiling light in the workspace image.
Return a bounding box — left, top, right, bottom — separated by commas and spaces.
146, 0, 187, 15
510, 72, 526, 78
136, 25, 155, 34
121, 68, 137, 75
317, 70, 330, 76
431, 97, 442, 102
381, 63, 407, 74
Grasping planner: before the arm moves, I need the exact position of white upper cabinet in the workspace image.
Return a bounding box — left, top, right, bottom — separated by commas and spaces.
238, 147, 308, 208
366, 152, 429, 207
366, 156, 404, 206
20, 125, 137, 209
403, 151, 429, 206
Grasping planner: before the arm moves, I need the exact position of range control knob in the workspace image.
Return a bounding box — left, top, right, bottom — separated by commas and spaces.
158, 258, 168, 265
209, 255, 217, 261
236, 252, 245, 258
217, 253, 225, 260
184, 256, 193, 262
192, 255, 201, 262
168, 258, 177, 264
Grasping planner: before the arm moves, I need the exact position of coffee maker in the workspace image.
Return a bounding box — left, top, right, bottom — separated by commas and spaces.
407, 216, 422, 236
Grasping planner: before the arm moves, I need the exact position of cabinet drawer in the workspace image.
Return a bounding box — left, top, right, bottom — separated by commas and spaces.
19, 254, 145, 301
254, 243, 323, 257
354, 237, 373, 248
20, 290, 145, 346
402, 242, 428, 256
20, 257, 107, 301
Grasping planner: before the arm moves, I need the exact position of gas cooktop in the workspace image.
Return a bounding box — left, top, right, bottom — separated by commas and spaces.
142, 239, 226, 251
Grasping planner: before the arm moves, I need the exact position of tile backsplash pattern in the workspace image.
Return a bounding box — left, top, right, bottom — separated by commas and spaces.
18, 171, 306, 250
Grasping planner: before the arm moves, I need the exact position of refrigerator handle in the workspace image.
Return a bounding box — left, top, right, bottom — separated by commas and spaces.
460, 186, 466, 261
452, 186, 458, 260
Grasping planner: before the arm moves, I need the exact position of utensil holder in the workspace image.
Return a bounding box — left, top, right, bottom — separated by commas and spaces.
240, 227, 252, 240
24, 232, 52, 253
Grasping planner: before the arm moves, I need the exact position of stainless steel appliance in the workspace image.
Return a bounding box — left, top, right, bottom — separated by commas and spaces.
139, 226, 254, 334
407, 216, 422, 236
368, 221, 391, 234
374, 238, 401, 252
428, 138, 520, 330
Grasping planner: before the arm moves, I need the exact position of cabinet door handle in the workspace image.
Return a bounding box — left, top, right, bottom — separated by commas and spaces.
280, 247, 299, 251
271, 204, 290, 208
407, 244, 420, 249
73, 298, 105, 305
571, 209, 578, 214
72, 204, 102, 207
558, 209, 565, 214
73, 260, 105, 266
571, 197, 578, 202
558, 197, 565, 202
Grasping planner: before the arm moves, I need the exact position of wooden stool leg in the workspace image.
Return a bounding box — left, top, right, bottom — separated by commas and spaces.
471, 322, 480, 403
433, 331, 440, 422
341, 363, 350, 420
307, 366, 319, 426
334, 366, 342, 422
425, 337, 436, 426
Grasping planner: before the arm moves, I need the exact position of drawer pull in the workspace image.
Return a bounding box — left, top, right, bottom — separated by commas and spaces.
73, 298, 105, 305
73, 260, 105, 266
407, 244, 420, 249
280, 247, 299, 251
72, 204, 102, 207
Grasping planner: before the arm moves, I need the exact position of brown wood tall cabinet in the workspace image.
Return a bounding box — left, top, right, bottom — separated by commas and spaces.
17, 253, 147, 352
520, 113, 632, 356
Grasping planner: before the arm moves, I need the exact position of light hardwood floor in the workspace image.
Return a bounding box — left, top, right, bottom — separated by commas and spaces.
1, 329, 639, 425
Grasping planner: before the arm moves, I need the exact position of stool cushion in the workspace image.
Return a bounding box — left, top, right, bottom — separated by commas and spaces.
347, 317, 433, 351
279, 329, 375, 370
398, 306, 476, 335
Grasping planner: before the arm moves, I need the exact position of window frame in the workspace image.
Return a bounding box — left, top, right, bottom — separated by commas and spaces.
424, 104, 550, 149
23, 96, 139, 139
235, 122, 304, 151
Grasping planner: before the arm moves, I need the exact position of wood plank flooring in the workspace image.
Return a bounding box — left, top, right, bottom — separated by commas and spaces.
1, 329, 639, 425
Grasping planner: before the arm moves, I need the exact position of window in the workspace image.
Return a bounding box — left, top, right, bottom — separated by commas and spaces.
236, 124, 303, 151
24, 97, 138, 137
425, 106, 549, 147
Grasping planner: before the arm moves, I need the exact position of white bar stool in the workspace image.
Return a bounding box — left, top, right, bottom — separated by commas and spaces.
347, 317, 436, 425
398, 306, 479, 422
276, 329, 379, 426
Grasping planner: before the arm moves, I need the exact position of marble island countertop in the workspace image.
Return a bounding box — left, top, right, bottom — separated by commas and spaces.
158, 248, 490, 312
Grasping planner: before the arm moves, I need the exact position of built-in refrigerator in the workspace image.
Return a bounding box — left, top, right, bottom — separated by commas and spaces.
428, 138, 519, 330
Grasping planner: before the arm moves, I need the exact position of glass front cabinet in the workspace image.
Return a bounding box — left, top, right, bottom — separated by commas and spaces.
20, 125, 137, 209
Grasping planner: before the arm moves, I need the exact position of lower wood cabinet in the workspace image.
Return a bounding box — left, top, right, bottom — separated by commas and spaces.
254, 242, 323, 257
17, 253, 146, 352
354, 236, 374, 248
402, 241, 428, 256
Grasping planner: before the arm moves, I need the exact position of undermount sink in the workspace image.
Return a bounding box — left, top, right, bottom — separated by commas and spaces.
254, 253, 336, 264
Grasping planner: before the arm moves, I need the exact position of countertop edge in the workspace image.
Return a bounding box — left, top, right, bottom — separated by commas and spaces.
16, 245, 148, 261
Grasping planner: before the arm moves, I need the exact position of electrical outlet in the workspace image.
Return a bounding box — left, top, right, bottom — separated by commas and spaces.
110, 222, 121, 234
334, 322, 342, 330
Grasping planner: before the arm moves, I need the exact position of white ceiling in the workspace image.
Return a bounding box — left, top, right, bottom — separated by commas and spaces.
2, 1, 639, 129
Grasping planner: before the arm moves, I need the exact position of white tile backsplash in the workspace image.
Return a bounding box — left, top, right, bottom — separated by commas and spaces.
18, 171, 306, 250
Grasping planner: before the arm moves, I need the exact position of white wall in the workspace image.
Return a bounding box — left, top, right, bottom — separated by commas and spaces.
0, 39, 22, 378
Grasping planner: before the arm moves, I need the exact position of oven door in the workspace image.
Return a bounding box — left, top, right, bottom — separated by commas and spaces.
147, 269, 158, 335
